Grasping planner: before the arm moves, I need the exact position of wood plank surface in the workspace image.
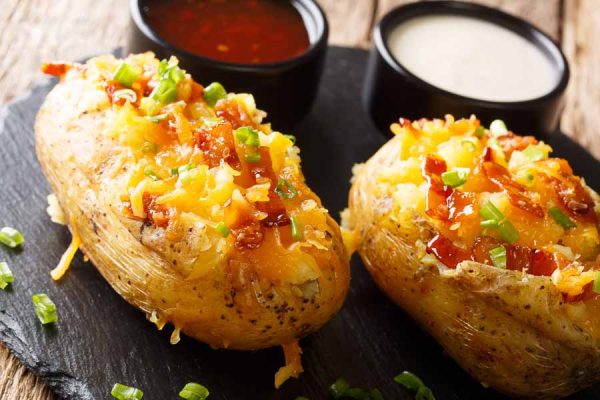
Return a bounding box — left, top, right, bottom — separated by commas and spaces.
1, 0, 599, 398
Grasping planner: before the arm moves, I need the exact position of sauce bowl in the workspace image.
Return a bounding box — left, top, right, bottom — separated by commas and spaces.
126, 0, 328, 130
363, 1, 570, 136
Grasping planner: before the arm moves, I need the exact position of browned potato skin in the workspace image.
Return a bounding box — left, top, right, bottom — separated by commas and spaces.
35, 73, 349, 352
347, 136, 600, 399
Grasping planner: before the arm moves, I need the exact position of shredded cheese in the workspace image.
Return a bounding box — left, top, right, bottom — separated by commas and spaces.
274, 340, 303, 388
50, 214, 81, 281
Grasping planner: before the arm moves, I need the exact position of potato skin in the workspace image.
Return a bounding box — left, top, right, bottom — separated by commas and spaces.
35, 68, 349, 351
348, 135, 600, 399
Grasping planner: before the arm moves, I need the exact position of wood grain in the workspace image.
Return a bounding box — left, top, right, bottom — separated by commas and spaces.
1, 0, 599, 398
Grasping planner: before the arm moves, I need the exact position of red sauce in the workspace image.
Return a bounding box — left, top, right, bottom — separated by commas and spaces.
144, 0, 310, 64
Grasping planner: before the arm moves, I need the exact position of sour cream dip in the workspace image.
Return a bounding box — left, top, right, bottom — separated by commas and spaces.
387, 14, 559, 102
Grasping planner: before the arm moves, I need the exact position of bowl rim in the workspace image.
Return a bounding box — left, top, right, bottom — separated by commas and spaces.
373, 0, 570, 107
129, 0, 329, 72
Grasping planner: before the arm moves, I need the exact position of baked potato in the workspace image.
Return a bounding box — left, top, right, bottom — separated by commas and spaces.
36, 53, 349, 386
343, 116, 600, 398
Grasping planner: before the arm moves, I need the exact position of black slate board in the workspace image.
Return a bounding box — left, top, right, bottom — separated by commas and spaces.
1, 46, 600, 400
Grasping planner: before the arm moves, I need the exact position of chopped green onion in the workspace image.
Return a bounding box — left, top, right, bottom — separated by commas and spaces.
203, 82, 227, 107
441, 168, 469, 188
113, 89, 137, 103
549, 206, 576, 229
592, 272, 600, 294
215, 222, 230, 238
111, 383, 144, 400
235, 127, 260, 147
461, 140, 476, 152
522, 145, 545, 162
479, 201, 520, 243
394, 371, 424, 391
150, 79, 178, 104
474, 126, 486, 138
284, 134, 297, 144
487, 137, 506, 160
179, 382, 209, 400
0, 227, 24, 248
489, 246, 507, 269
141, 142, 157, 154
329, 378, 382, 400
291, 216, 303, 241
0, 262, 14, 290
275, 179, 298, 199
490, 119, 508, 136
32, 294, 58, 325
172, 163, 196, 176
144, 169, 159, 181
168, 67, 186, 84
145, 113, 168, 123
140, 97, 161, 116
244, 152, 261, 163
394, 371, 436, 400
112, 62, 140, 87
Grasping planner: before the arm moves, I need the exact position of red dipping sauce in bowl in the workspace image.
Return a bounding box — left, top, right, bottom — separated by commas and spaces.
144, 0, 310, 65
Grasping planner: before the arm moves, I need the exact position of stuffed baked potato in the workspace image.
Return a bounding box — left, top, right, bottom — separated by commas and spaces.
343, 116, 600, 398
36, 53, 349, 386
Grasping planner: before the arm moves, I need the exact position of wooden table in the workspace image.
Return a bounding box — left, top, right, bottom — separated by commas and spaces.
1, 1, 599, 398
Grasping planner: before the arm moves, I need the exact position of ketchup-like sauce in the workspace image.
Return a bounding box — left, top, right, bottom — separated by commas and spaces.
144, 0, 310, 64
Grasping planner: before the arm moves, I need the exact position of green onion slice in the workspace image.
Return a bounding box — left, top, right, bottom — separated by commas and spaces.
0, 227, 24, 248
113, 89, 137, 103
522, 145, 545, 162
275, 179, 298, 199
215, 222, 230, 238
111, 383, 144, 400
474, 126, 486, 138
592, 272, 600, 294
490, 119, 508, 136
487, 137, 506, 161
291, 216, 303, 241
394, 371, 424, 391
0, 262, 14, 290
441, 168, 469, 188
548, 206, 576, 229
489, 246, 507, 269
145, 113, 168, 123
112, 62, 140, 87
284, 134, 297, 144
461, 140, 476, 152
144, 169, 159, 181
235, 127, 260, 147
172, 162, 196, 176
329, 378, 382, 400
140, 97, 161, 116
203, 82, 227, 107
32, 294, 58, 325
179, 382, 209, 400
479, 201, 520, 243
416, 386, 436, 400
150, 79, 178, 104
244, 152, 262, 163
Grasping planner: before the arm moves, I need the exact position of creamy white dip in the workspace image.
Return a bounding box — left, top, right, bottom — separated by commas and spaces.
387, 14, 559, 102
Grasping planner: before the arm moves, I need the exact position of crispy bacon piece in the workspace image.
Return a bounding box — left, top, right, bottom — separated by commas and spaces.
142, 192, 170, 228
231, 220, 265, 250
483, 161, 544, 218
215, 97, 257, 129
41, 62, 70, 76
422, 154, 452, 220
427, 234, 472, 268
547, 160, 598, 224
195, 121, 241, 169
497, 133, 538, 158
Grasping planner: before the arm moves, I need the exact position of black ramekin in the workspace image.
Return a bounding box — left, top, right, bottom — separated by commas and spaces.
126, 0, 328, 131
363, 1, 570, 137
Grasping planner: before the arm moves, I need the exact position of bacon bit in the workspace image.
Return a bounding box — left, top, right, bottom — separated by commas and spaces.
483, 161, 544, 218
215, 97, 256, 129
447, 191, 477, 222
195, 121, 240, 169
529, 249, 559, 276
142, 192, 171, 228
41, 62, 70, 76
422, 154, 452, 220
497, 133, 538, 158
471, 236, 502, 264
547, 163, 598, 223
427, 233, 472, 268
231, 220, 265, 250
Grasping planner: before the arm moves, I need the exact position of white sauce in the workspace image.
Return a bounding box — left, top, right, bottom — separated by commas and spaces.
387, 15, 559, 102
